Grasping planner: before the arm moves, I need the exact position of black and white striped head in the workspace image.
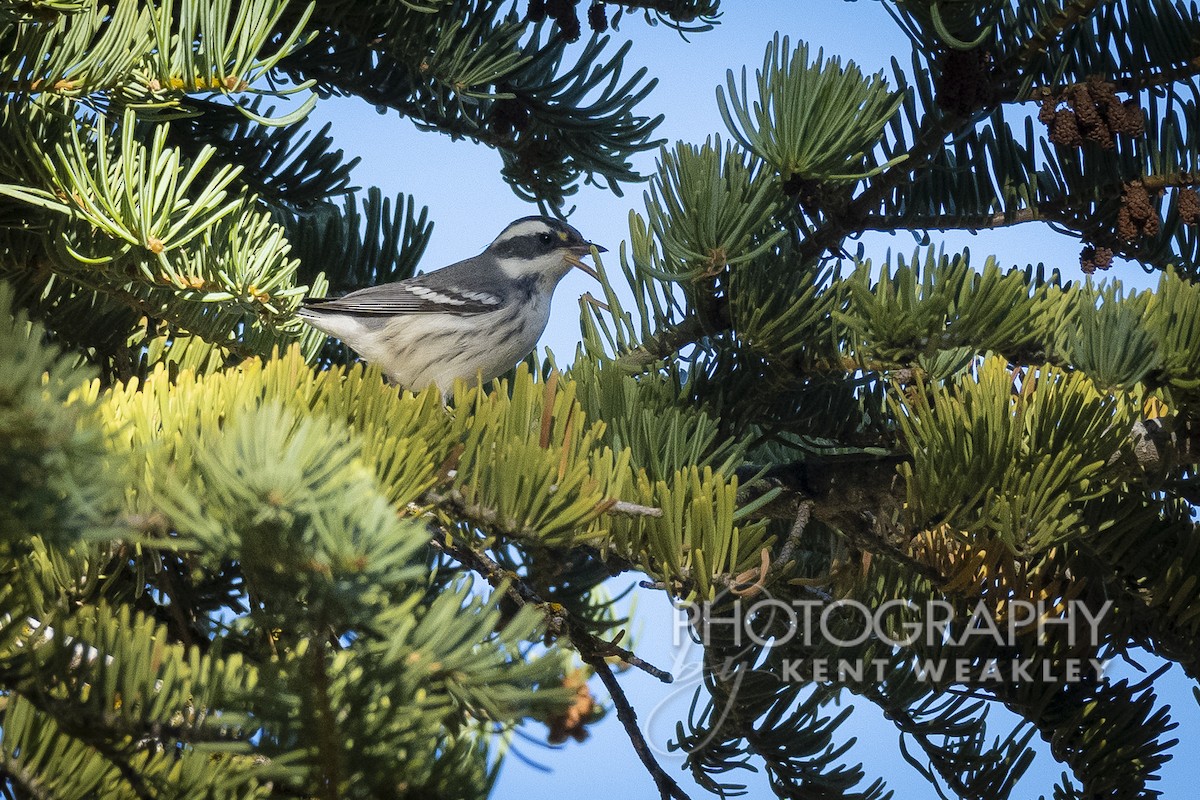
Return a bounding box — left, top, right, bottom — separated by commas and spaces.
484, 216, 604, 279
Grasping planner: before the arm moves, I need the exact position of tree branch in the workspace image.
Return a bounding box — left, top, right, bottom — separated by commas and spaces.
308, 641, 342, 800
858, 206, 1044, 233
426, 523, 691, 799
1005, 0, 1105, 74
776, 501, 813, 568
425, 525, 674, 683
794, 112, 969, 264
795, 0, 1106, 264
732, 414, 1200, 588
583, 652, 694, 800
0, 750, 52, 800
737, 455, 948, 587
1018, 55, 1200, 101
612, 313, 712, 370
856, 171, 1196, 236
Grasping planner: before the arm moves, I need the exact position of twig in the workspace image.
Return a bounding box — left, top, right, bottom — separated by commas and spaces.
776, 501, 813, 568
793, 1, 1106, 266
857, 169, 1196, 243
424, 488, 535, 539
426, 523, 691, 797
734, 458, 948, 587
580, 291, 610, 313
565, 254, 600, 280
427, 489, 665, 537
1001, 0, 1104, 81
309, 640, 342, 800
1018, 56, 1200, 101
426, 526, 674, 683
604, 499, 664, 518
584, 652, 694, 800
613, 314, 711, 370
0, 750, 52, 800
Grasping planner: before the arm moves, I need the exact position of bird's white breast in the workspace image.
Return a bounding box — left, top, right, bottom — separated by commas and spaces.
310, 290, 554, 394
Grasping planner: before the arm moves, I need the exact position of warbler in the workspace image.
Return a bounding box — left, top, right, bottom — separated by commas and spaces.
299, 216, 604, 393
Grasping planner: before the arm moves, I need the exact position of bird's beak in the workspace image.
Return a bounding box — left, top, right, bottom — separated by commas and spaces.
565, 241, 605, 280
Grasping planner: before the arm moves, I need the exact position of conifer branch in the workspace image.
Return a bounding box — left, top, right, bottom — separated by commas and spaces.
858, 171, 1197, 236
308, 644, 343, 800
1083, 551, 1200, 680
584, 652, 694, 800
0, 750, 52, 800
775, 501, 812, 569
860, 206, 1046, 233
793, 109, 973, 264
1002, 0, 1106, 80
737, 457, 946, 586
1018, 55, 1200, 100
793, 0, 1106, 264
610, 294, 729, 368
605, 499, 665, 518
732, 414, 1200, 587
5, 0, 1200, 794
425, 524, 674, 683
865, 691, 983, 799
426, 522, 693, 797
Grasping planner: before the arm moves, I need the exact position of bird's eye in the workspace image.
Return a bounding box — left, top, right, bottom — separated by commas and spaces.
538, 232, 554, 245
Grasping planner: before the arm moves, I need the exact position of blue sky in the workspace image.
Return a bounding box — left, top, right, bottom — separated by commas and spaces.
304, 1, 1196, 797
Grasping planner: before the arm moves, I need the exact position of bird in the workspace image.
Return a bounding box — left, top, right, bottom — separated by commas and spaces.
298, 216, 605, 394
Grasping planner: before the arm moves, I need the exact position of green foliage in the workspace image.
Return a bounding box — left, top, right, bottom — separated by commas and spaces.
0, 282, 121, 545
0, 338, 598, 797
892, 0, 1001, 50
571, 4, 1200, 794
841, 250, 1069, 363
0, 693, 272, 800
1065, 282, 1160, 388
3, 108, 297, 298
893, 357, 1131, 554
872, 0, 1200, 272
445, 368, 627, 547
1143, 267, 1200, 392
278, 0, 666, 208
613, 464, 771, 600
171, 99, 360, 208
419, 2, 528, 101
646, 137, 784, 278
288, 189, 431, 294
497, 34, 664, 205
997, 0, 1200, 95
9, 604, 275, 796
5, 1, 1200, 799
0, 102, 328, 376
0, 0, 678, 381
578, 210, 686, 359
1, 0, 313, 118
727, 241, 841, 362
570, 355, 746, 481
718, 35, 906, 183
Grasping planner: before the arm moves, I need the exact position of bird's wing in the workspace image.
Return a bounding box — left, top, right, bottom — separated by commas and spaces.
301, 272, 504, 317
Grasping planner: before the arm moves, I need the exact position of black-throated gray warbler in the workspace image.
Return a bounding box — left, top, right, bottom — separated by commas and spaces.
299, 216, 604, 393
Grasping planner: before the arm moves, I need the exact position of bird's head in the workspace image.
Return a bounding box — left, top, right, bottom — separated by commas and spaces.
485, 216, 605, 281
